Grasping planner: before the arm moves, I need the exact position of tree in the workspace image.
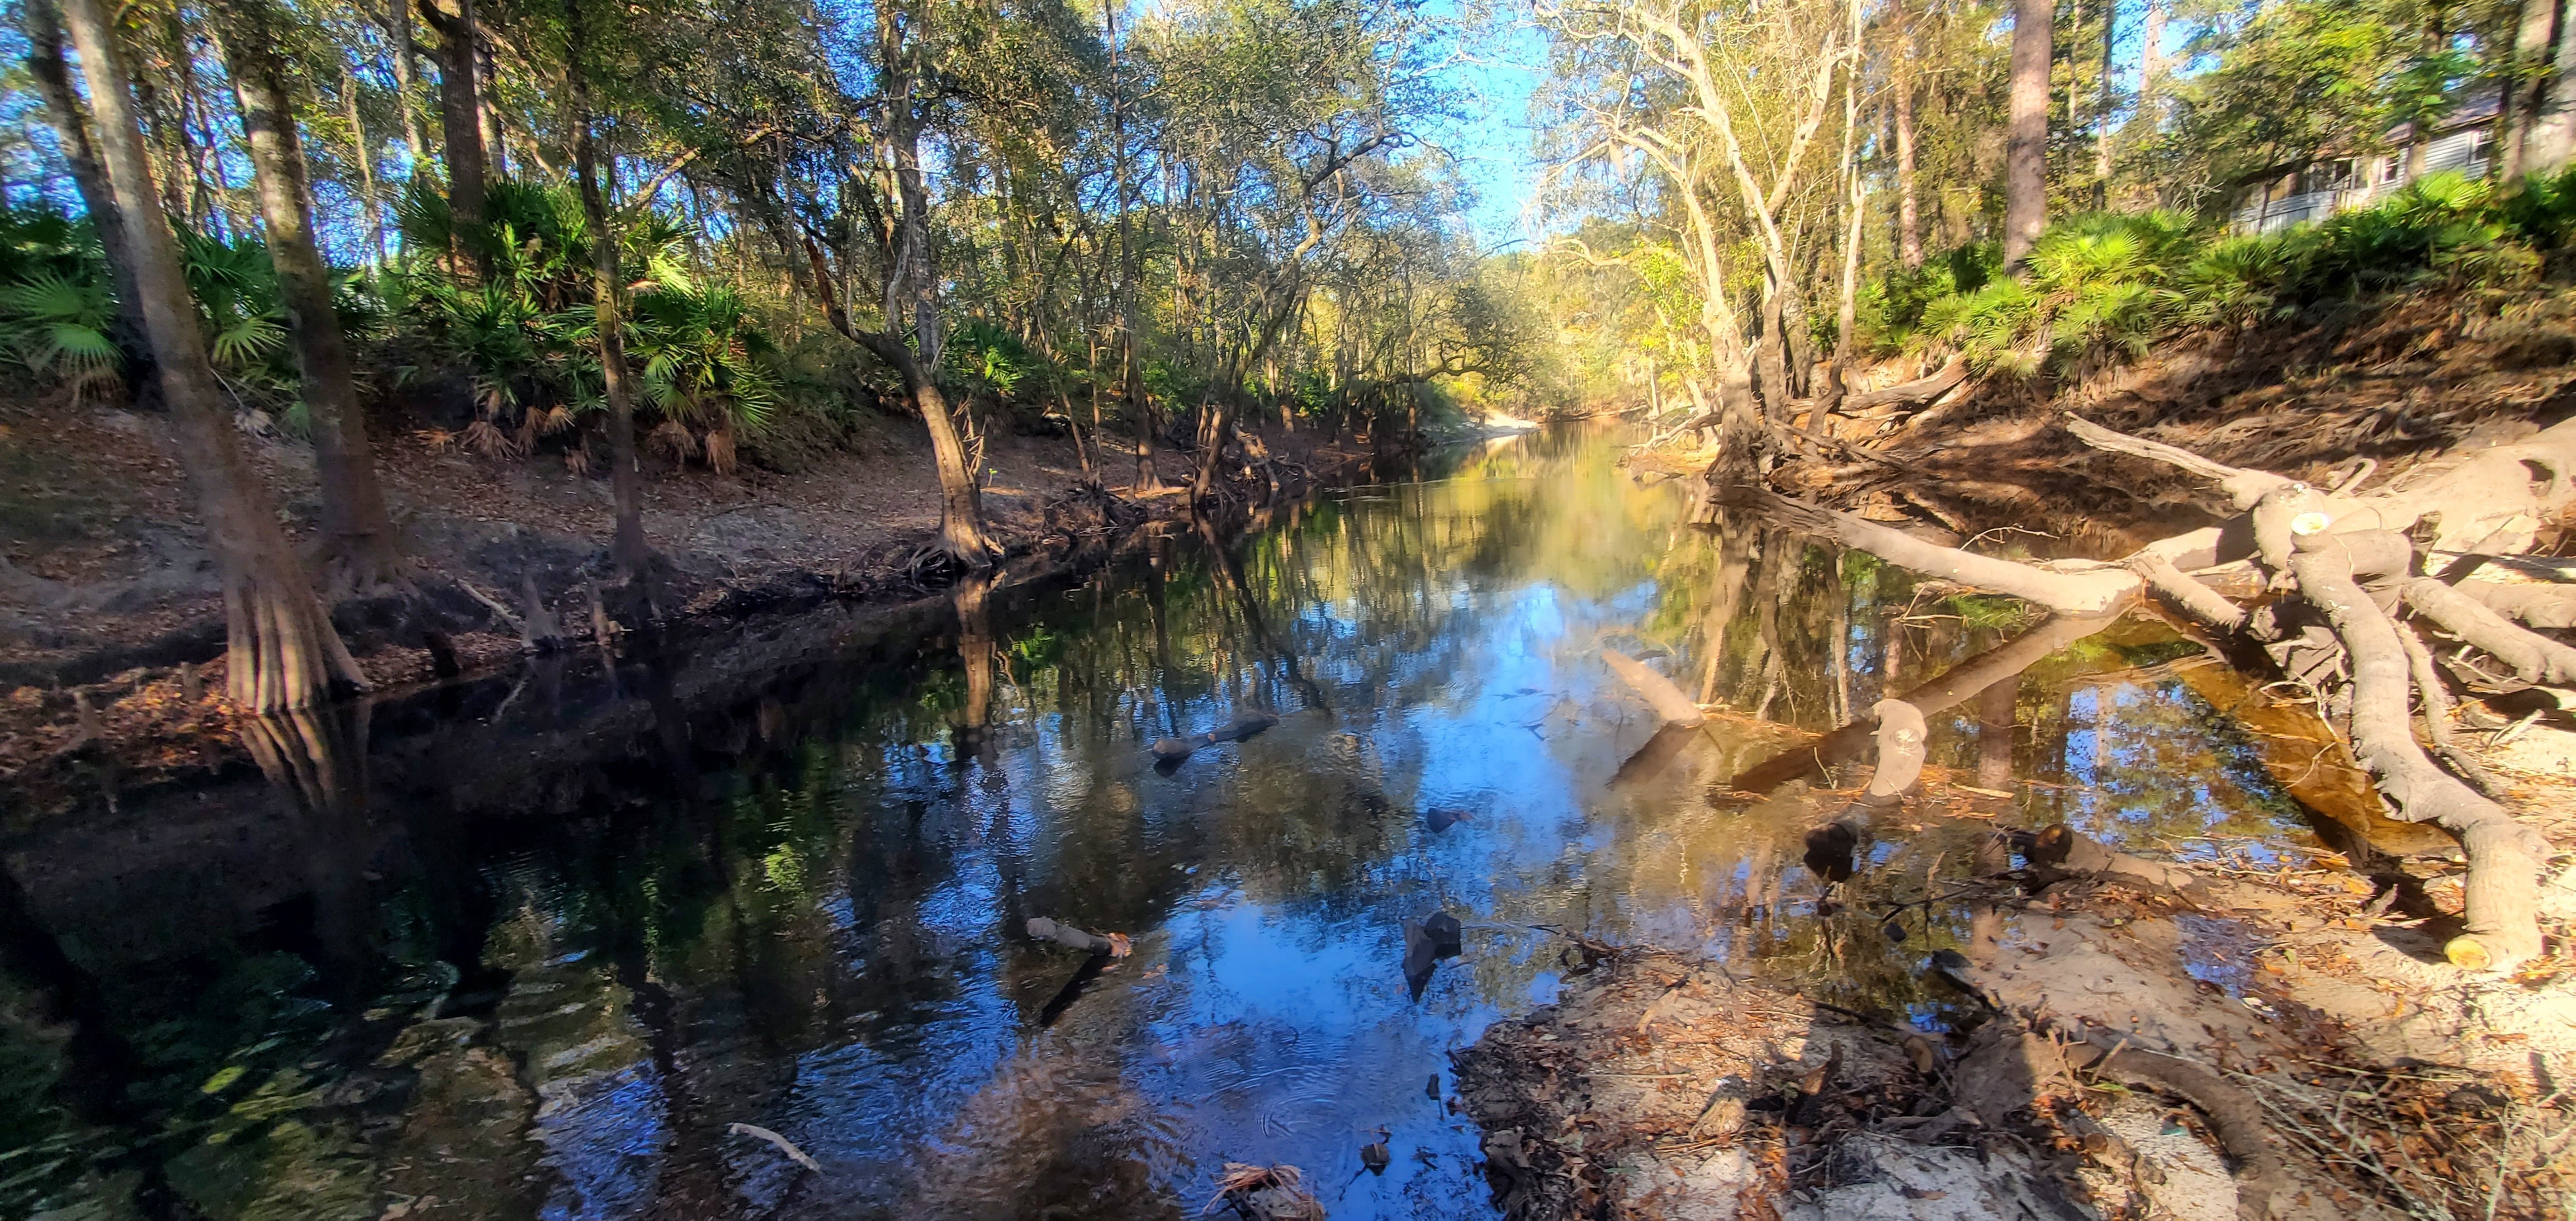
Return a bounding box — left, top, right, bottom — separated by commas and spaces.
60, 0, 367, 712
213, 0, 407, 592
2004, 0, 2051, 267
418, 0, 489, 264
562, 0, 655, 584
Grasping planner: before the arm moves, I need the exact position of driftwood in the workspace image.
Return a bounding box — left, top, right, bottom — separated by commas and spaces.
1602, 649, 1706, 727
1149, 711, 1282, 763
2127, 552, 2249, 633
1838, 357, 1968, 414
2287, 531, 2549, 969
1718, 417, 2567, 967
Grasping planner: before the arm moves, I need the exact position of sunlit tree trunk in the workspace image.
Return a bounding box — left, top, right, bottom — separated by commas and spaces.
64, 0, 367, 712
1107, 0, 1161, 493
2501, 0, 2561, 176
20, 0, 152, 394
1893, 65, 1922, 269
2534, 0, 2576, 168
2005, 0, 2052, 267
217, 0, 408, 593
382, 0, 426, 172
565, 0, 654, 585
2093, 0, 2116, 206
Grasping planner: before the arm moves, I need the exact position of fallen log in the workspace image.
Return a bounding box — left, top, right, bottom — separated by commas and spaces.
1726, 487, 2141, 614
1602, 649, 1706, 727
1838, 357, 1968, 414
2066, 414, 2576, 555
2288, 530, 2549, 969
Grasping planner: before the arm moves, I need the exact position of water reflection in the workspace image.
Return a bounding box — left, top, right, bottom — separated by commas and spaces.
0, 425, 2376, 1220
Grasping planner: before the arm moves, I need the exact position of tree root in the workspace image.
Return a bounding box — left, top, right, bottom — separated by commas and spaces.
2289, 531, 2549, 969
2454, 578, 2576, 630
2398, 575, 2576, 686
2396, 617, 2506, 798
2069, 1042, 2294, 1220
2127, 552, 2249, 633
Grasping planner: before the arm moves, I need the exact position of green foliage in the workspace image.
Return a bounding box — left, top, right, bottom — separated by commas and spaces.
1890, 172, 2574, 377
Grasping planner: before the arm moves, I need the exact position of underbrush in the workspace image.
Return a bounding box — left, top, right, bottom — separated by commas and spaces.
1861, 167, 2576, 380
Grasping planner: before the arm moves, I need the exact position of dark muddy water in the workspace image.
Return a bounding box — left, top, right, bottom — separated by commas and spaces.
0, 426, 2356, 1220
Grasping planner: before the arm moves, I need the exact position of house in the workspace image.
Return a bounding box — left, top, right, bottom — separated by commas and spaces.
2231, 91, 2500, 234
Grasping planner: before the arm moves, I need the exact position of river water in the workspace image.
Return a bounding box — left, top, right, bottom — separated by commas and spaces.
0, 425, 2360, 1220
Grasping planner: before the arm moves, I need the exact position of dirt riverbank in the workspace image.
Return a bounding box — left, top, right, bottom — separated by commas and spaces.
0, 392, 1379, 803
1452, 764, 2576, 1220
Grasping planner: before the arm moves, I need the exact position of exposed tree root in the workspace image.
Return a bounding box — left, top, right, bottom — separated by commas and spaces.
2398, 575, 2576, 686
1721, 485, 2141, 614
2286, 530, 2549, 969
1836, 356, 1968, 414
2454, 578, 2576, 629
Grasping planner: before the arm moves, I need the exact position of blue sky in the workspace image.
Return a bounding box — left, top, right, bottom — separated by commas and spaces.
1422, 2, 1549, 249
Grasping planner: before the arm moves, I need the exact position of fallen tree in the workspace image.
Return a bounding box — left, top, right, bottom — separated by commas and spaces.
1710, 417, 2572, 969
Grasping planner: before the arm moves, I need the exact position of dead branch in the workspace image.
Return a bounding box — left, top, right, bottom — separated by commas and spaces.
2395, 617, 2504, 797
1863, 698, 1926, 796
1726, 486, 2140, 614
2126, 552, 2249, 633
1838, 356, 1968, 414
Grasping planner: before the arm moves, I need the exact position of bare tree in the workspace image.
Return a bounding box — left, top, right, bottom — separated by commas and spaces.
2005, 0, 2052, 267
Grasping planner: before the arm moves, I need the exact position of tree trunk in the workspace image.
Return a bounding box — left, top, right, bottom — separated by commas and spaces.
865, 333, 995, 562
385, 0, 425, 172
2094, 0, 2116, 206
565, 3, 652, 585
2005, 0, 2052, 267
1893, 66, 1922, 270
339, 65, 389, 263
20, 0, 153, 397
218, 0, 407, 593
2137, 0, 2165, 128
2503, 0, 2564, 176
425, 0, 487, 252
2534, 0, 2576, 169
63, 0, 366, 713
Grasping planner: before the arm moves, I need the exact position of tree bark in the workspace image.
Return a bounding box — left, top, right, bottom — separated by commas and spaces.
21, 0, 152, 390
423, 0, 487, 254
217, 0, 408, 593
2005, 0, 2052, 267
1893, 68, 1922, 271
565, 0, 652, 585
383, 0, 425, 172
63, 0, 367, 713
2535, 0, 2576, 169
2093, 0, 2116, 205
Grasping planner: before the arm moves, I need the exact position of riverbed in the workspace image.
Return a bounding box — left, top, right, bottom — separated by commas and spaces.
0, 424, 2356, 1220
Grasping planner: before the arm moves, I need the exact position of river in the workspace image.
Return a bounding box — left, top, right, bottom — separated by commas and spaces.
0, 424, 2358, 1220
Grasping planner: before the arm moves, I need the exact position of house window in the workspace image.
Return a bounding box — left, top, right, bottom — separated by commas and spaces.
2475, 133, 2498, 165
2377, 157, 2401, 184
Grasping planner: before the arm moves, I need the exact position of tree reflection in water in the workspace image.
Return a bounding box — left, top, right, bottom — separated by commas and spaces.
0, 425, 2370, 1221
